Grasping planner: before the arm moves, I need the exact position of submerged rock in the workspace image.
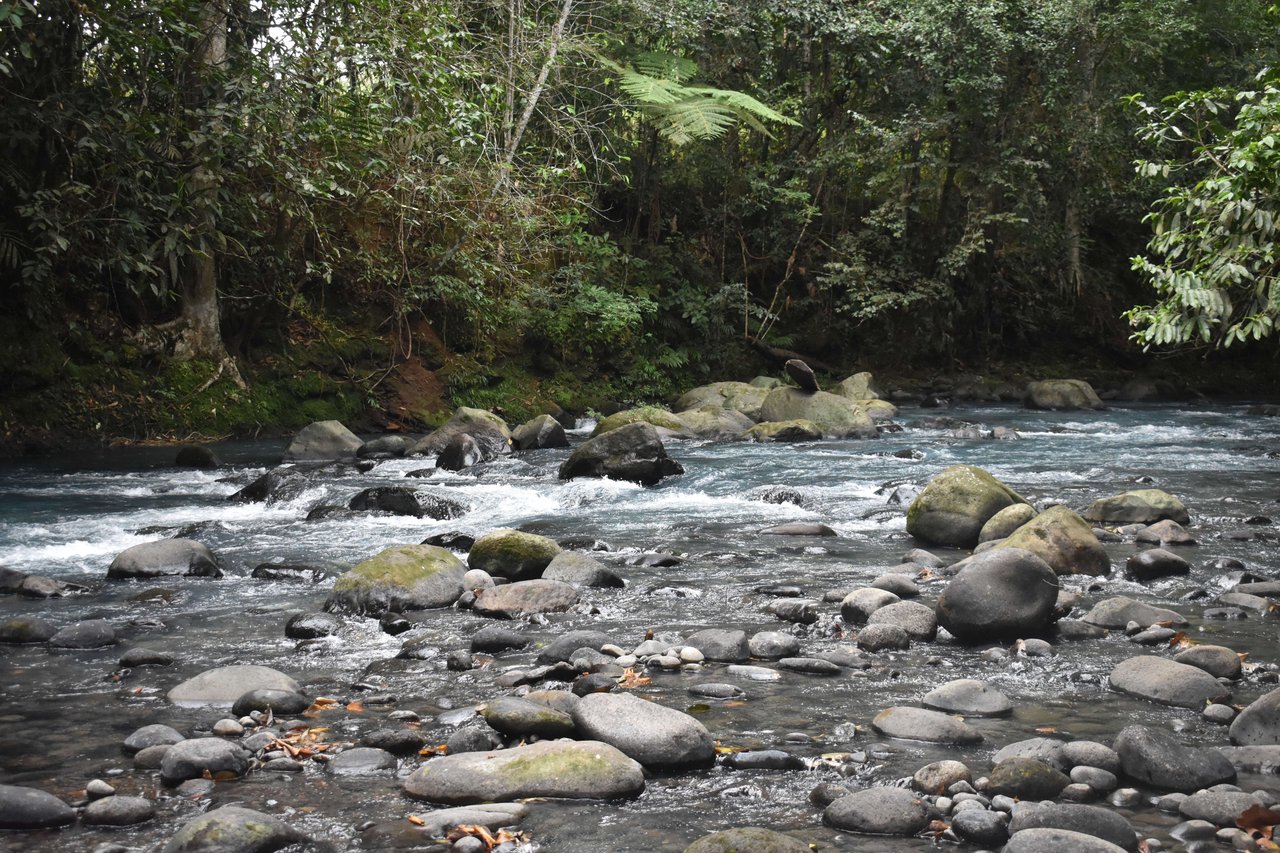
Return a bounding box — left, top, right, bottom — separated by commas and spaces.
0, 784, 75, 829
167, 664, 300, 706
684, 826, 811, 853
922, 679, 1013, 717
871, 706, 983, 744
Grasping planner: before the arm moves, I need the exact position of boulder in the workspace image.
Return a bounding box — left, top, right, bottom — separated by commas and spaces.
1008, 803, 1137, 852
592, 406, 689, 437
559, 422, 684, 485
870, 706, 983, 744
435, 433, 484, 471
950, 809, 1009, 847
167, 664, 299, 706
284, 611, 342, 640
481, 696, 576, 739
347, 486, 431, 517
160, 737, 250, 785
48, 619, 117, 649
675, 382, 769, 421
0, 616, 57, 644
468, 529, 561, 581
323, 544, 465, 615
865, 600, 936, 641
408, 803, 529, 839
935, 548, 1059, 642
979, 503, 1037, 543
572, 692, 715, 769
921, 679, 1013, 717
684, 827, 811, 853
1114, 725, 1236, 791
676, 407, 756, 440
512, 414, 569, 450
0, 784, 75, 829
283, 420, 363, 461
912, 760, 972, 794
124, 724, 186, 754
542, 551, 624, 588
986, 757, 1070, 800
784, 359, 820, 392
1080, 597, 1186, 629
1125, 548, 1189, 581
402, 740, 645, 803
857, 623, 910, 651
1108, 656, 1230, 708
472, 579, 579, 618
358, 434, 411, 457
685, 628, 750, 662
1229, 686, 1280, 745
743, 420, 823, 442
759, 387, 876, 438
994, 738, 1069, 771
229, 466, 311, 504
83, 795, 155, 826
1004, 828, 1126, 853
108, 539, 221, 580
995, 506, 1110, 576
174, 445, 220, 469
1135, 519, 1196, 545
1083, 489, 1190, 525
1179, 790, 1265, 826
841, 588, 900, 624
160, 806, 307, 853
407, 407, 512, 460
231, 688, 310, 717
824, 787, 930, 835
1024, 379, 1105, 410
906, 465, 1028, 548
833, 371, 882, 401
328, 746, 398, 776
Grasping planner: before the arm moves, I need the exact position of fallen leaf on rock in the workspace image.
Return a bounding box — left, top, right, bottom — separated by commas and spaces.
1237, 802, 1280, 832
418, 744, 448, 757
1035, 727, 1058, 734
346, 701, 365, 713
407, 815, 425, 826
617, 667, 651, 688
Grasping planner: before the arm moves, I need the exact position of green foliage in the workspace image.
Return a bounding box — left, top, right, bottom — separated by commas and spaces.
1126, 71, 1280, 347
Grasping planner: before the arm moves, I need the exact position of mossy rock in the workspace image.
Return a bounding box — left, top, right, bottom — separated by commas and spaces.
758, 387, 877, 438
401, 739, 645, 804
160, 806, 307, 853
684, 827, 812, 853
742, 420, 822, 442
1024, 379, 1104, 411
324, 545, 465, 615
675, 382, 770, 421
995, 505, 1110, 576
834, 371, 883, 401
979, 503, 1038, 543
862, 398, 898, 422
906, 465, 1028, 548
407, 407, 512, 459
676, 407, 755, 440
468, 529, 562, 581
592, 405, 688, 437
1083, 489, 1190, 525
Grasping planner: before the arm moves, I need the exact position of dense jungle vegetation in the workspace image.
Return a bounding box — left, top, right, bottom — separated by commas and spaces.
1, 0, 1278, 446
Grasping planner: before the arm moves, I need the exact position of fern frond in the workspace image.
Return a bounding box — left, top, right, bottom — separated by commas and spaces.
617, 70, 685, 106
685, 86, 800, 126
647, 97, 738, 144
632, 51, 697, 83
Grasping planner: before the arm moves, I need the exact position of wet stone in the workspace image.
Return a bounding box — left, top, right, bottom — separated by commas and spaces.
986, 758, 1070, 800
921, 679, 1013, 717
749, 631, 800, 659
0, 784, 76, 829
776, 657, 841, 675
857, 623, 910, 651
329, 746, 398, 776
824, 787, 930, 836
83, 796, 155, 826
871, 707, 983, 745
950, 808, 1009, 847
124, 724, 186, 754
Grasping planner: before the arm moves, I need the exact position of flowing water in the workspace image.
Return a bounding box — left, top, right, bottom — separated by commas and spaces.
1, 402, 1278, 851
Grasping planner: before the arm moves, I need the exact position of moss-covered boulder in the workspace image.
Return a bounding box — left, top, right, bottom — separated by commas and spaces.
592, 405, 688, 437
759, 387, 876, 438
834, 371, 882, 400
907, 465, 1029, 548
862, 399, 898, 422
402, 740, 645, 804
324, 545, 465, 615
1083, 489, 1190, 525
160, 806, 307, 853
684, 827, 812, 853
995, 505, 1110, 576
468, 529, 561, 581
675, 382, 770, 421
676, 407, 755, 440
742, 419, 822, 442
979, 503, 1037, 543
1023, 379, 1104, 411
282, 420, 363, 461
559, 422, 684, 485
407, 407, 512, 460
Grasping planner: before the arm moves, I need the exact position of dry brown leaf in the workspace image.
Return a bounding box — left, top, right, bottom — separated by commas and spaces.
1035, 726, 1058, 734
407, 815, 425, 826
346, 701, 365, 713
418, 743, 449, 757
1237, 803, 1280, 832
617, 667, 651, 688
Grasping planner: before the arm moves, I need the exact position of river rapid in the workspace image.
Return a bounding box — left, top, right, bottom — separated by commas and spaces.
1, 402, 1278, 852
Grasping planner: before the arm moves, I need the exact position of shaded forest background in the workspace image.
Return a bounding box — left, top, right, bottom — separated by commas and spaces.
2, 0, 1278, 448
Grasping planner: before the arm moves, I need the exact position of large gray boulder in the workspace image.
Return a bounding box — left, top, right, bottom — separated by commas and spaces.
402, 740, 645, 803
512, 414, 569, 450
559, 422, 684, 485
468, 529, 561, 581
542, 551, 624, 588
936, 548, 1059, 642
283, 420, 363, 461
1109, 656, 1230, 708
922, 679, 1013, 717
0, 785, 75, 829
1004, 828, 1127, 853
472, 579, 579, 618
1024, 379, 1105, 411
1114, 725, 1236, 791
108, 539, 221, 580
676, 407, 756, 440
833, 371, 882, 401
758, 387, 876, 438
408, 407, 512, 460
160, 737, 250, 785
824, 787, 930, 835
160, 806, 308, 853
675, 382, 769, 421
907, 465, 1028, 548
572, 692, 715, 769
324, 544, 465, 615
1083, 489, 1190, 525
1080, 597, 1186, 629
1229, 686, 1280, 745
870, 706, 983, 745
995, 505, 1110, 576
684, 827, 811, 853
167, 665, 299, 706
1007, 803, 1137, 851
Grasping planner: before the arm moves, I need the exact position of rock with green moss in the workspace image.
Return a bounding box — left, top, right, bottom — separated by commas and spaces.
675, 382, 770, 421
324, 545, 465, 615
407, 407, 512, 460
862, 398, 898, 422
1024, 379, 1104, 411
995, 505, 1110, 576
401, 739, 645, 803
907, 465, 1029, 548
979, 503, 1037, 543
591, 405, 689, 437
742, 419, 822, 442
282, 419, 363, 461
468, 529, 561, 581
676, 407, 755, 440
985, 757, 1070, 800
559, 422, 684, 485
481, 696, 576, 738
834, 371, 883, 401
759, 387, 876, 438
160, 805, 308, 853
684, 827, 812, 853
1083, 489, 1190, 525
